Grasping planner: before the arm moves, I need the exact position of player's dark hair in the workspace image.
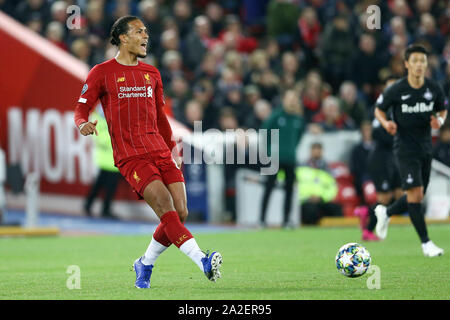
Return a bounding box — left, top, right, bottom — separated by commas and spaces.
404, 44, 428, 61
110, 15, 140, 46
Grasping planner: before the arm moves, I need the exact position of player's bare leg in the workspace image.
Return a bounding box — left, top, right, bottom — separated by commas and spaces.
167, 181, 223, 280
406, 186, 423, 203
394, 188, 404, 200
167, 182, 189, 223
141, 179, 196, 266
143, 180, 177, 218
377, 192, 393, 206
375, 192, 409, 240
132, 180, 174, 288
405, 186, 443, 257
362, 191, 394, 241
133, 180, 222, 288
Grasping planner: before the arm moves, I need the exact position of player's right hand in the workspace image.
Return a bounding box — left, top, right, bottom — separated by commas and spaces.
384, 120, 397, 135
79, 120, 98, 136
430, 115, 442, 130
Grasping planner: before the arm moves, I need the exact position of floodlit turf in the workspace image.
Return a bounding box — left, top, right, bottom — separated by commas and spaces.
0, 224, 449, 300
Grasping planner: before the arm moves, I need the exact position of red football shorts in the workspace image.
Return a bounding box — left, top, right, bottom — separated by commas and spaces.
117, 149, 184, 199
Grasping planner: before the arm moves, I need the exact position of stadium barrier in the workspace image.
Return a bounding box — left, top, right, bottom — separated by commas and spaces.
0, 148, 6, 223
236, 168, 300, 227
426, 160, 450, 219
296, 130, 361, 163
24, 172, 40, 227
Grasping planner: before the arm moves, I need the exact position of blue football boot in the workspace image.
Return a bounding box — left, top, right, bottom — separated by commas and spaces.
201, 251, 223, 282
132, 257, 153, 289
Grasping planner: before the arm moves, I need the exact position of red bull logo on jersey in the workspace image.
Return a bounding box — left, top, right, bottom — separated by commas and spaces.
401, 101, 434, 113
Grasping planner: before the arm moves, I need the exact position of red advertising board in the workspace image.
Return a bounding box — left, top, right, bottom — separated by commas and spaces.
0, 12, 189, 201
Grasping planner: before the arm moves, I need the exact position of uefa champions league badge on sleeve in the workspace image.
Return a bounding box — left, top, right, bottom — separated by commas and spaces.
81, 84, 88, 95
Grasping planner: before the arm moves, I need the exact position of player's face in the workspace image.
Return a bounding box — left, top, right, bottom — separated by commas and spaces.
405, 52, 427, 78
123, 20, 149, 58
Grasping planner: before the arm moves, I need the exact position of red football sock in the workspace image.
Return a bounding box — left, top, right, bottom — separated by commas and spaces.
153, 223, 172, 247
160, 211, 193, 248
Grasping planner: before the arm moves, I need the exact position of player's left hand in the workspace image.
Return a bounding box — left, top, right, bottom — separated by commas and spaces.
174, 155, 183, 169
430, 115, 442, 130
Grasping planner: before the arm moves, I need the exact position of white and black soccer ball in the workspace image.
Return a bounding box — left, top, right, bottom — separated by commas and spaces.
335, 243, 371, 277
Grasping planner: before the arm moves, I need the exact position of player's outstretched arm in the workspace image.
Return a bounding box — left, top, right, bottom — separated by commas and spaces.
375, 107, 397, 135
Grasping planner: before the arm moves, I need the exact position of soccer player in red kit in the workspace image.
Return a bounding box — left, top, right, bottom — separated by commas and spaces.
74, 16, 222, 288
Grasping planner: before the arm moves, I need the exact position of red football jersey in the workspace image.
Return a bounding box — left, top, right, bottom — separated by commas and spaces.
74, 58, 176, 165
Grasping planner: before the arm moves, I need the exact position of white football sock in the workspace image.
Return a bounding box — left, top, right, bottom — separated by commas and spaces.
179, 238, 206, 271
142, 237, 169, 266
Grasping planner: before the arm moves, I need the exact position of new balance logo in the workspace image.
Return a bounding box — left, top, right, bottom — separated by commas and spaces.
401, 102, 434, 113
401, 94, 410, 100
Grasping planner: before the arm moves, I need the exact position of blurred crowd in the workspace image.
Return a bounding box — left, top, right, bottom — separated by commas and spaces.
2, 0, 450, 222
2, 0, 450, 135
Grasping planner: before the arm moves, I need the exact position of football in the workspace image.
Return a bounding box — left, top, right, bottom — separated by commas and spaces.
335, 243, 371, 278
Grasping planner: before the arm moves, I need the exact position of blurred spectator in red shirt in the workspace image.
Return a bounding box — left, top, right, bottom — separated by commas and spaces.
312, 96, 355, 132
218, 15, 258, 54
299, 70, 331, 122
45, 21, 68, 51
297, 6, 321, 50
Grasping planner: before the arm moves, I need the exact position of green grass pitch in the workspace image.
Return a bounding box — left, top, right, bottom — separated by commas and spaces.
0, 224, 449, 300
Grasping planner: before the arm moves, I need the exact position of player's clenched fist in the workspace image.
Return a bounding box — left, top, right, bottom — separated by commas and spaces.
384, 120, 397, 136
79, 119, 98, 136
430, 115, 444, 130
